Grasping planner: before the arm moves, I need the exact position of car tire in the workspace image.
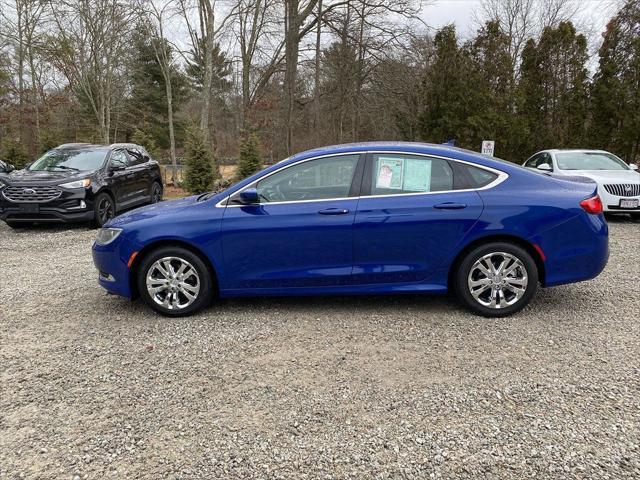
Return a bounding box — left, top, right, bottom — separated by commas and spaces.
454, 242, 538, 318
150, 181, 163, 204
630, 213, 640, 222
93, 192, 116, 228
136, 246, 213, 317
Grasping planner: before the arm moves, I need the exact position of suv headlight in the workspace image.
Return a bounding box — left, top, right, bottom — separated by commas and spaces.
95, 228, 122, 246
60, 178, 91, 189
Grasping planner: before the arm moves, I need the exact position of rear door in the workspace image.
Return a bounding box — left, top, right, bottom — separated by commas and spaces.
352, 152, 488, 285
220, 154, 364, 290
124, 148, 151, 204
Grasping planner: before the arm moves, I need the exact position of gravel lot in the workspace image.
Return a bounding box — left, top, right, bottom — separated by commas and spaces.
1, 217, 639, 479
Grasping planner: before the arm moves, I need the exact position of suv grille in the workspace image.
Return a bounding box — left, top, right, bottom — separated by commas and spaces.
2, 185, 62, 203
603, 184, 640, 197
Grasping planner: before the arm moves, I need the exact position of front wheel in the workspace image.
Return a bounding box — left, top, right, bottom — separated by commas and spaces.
93, 192, 115, 227
454, 242, 538, 317
136, 246, 213, 317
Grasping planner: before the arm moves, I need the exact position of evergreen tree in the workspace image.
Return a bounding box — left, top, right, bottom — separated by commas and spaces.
184, 127, 218, 194
418, 26, 474, 145
131, 128, 161, 161
1, 137, 29, 168
589, 1, 640, 162
465, 21, 518, 159
127, 24, 189, 151
236, 131, 262, 180
518, 22, 589, 153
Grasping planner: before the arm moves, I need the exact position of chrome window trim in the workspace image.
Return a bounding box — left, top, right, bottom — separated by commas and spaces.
215, 150, 509, 208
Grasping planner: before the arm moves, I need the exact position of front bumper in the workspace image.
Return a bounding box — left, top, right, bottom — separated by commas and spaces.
92, 234, 142, 298
599, 188, 640, 213
0, 188, 94, 223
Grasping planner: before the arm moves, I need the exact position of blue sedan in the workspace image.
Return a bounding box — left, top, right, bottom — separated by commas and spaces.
92, 142, 609, 317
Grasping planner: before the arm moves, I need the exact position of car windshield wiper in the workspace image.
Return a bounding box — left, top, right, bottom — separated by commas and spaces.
198, 191, 216, 201
50, 165, 80, 171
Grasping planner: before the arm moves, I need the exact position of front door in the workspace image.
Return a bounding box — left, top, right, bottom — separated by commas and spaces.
352, 153, 485, 284
220, 154, 364, 290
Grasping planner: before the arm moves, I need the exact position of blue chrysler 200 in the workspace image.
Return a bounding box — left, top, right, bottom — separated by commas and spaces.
92, 142, 609, 318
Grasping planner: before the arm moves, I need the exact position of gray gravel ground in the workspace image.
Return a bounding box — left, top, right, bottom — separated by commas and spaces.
0, 217, 639, 479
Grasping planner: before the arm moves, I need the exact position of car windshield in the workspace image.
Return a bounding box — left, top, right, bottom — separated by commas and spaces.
28, 148, 108, 172
556, 152, 628, 171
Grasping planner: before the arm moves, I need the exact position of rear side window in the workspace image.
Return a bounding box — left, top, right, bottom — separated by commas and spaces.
458, 163, 498, 188
370, 154, 453, 195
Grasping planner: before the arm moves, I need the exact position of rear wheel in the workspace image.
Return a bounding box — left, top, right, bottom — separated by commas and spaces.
150, 181, 163, 204
454, 242, 538, 317
136, 246, 213, 317
93, 192, 115, 227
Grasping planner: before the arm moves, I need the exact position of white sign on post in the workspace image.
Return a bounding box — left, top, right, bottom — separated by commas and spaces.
481, 140, 495, 156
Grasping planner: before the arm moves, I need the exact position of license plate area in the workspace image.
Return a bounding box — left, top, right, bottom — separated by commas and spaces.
620, 199, 639, 209
18, 203, 40, 213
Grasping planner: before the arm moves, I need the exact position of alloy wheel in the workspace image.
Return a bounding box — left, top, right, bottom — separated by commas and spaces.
467, 252, 528, 309
152, 184, 162, 203
146, 256, 201, 310
98, 197, 114, 224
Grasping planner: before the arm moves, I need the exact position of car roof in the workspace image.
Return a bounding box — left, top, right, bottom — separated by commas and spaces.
286, 141, 519, 172
53, 142, 143, 151
539, 149, 612, 154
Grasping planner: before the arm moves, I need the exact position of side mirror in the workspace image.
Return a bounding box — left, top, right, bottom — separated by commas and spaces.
239, 187, 259, 204
537, 163, 553, 172
629, 164, 638, 171
6, 164, 15, 173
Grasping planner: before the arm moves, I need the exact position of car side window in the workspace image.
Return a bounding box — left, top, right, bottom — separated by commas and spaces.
127, 148, 145, 166
540, 153, 553, 169
369, 154, 453, 195
457, 163, 498, 188
525, 154, 542, 168
255, 155, 360, 203
110, 150, 129, 169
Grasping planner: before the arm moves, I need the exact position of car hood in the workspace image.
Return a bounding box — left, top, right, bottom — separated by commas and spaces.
559, 170, 640, 184
107, 195, 203, 227
4, 168, 96, 185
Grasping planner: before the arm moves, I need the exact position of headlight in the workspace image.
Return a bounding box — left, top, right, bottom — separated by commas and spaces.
95, 228, 122, 245
59, 178, 91, 189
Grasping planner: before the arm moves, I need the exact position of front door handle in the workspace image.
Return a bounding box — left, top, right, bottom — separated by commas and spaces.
318, 208, 349, 215
434, 202, 467, 210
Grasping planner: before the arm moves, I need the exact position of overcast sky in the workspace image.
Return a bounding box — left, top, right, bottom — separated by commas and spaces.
421, 0, 619, 40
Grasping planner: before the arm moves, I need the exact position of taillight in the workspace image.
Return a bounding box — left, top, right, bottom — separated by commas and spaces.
580, 195, 603, 215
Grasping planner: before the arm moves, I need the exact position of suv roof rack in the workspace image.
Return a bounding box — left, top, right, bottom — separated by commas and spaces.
56, 142, 92, 148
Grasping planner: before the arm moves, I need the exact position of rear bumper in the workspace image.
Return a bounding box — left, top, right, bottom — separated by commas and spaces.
529, 212, 609, 287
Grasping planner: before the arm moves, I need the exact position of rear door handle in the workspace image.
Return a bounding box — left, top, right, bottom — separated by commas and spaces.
434, 202, 467, 210
318, 208, 349, 215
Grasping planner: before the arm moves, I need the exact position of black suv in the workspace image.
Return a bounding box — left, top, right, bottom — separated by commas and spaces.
0, 143, 163, 228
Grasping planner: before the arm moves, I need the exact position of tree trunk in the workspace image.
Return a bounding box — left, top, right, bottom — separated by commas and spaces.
283, 0, 303, 155
313, 0, 322, 144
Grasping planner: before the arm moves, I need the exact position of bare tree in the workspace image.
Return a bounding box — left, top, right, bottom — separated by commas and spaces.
48, 0, 135, 143
0, 0, 47, 146
178, 0, 238, 146
139, 0, 180, 184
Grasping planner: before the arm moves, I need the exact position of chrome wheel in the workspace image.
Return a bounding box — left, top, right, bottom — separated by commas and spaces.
146, 256, 201, 310
467, 252, 528, 309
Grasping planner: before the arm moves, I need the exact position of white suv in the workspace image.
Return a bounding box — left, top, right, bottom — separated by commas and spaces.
523, 149, 640, 219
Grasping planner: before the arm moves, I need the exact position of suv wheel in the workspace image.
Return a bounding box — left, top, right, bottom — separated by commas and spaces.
93, 192, 115, 227
454, 242, 538, 317
136, 246, 213, 317
151, 182, 163, 204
